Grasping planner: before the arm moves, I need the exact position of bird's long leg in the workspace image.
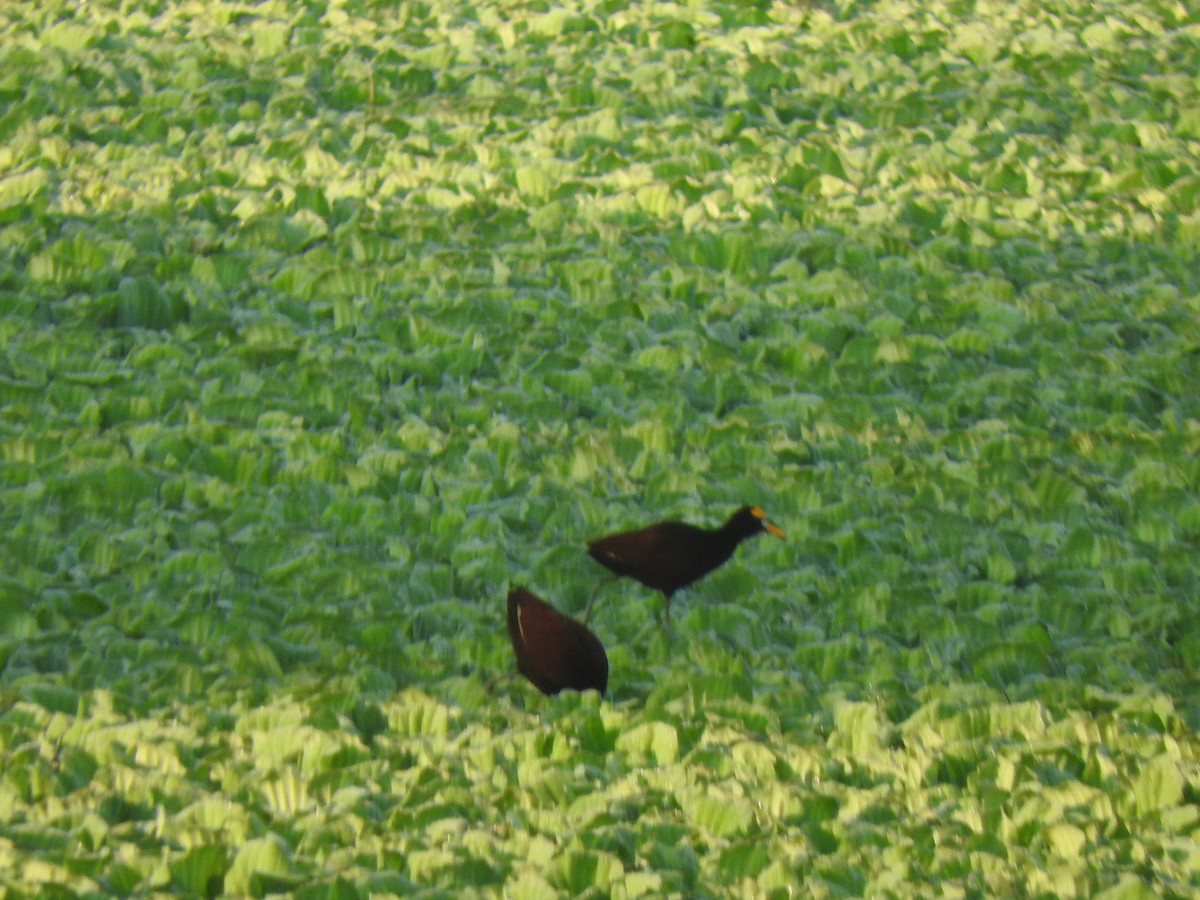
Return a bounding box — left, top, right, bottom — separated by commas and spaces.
629, 615, 657, 648
630, 601, 675, 656
582, 575, 616, 625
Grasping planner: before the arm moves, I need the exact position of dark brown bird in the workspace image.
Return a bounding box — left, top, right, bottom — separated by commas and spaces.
507, 587, 608, 696
584, 505, 785, 624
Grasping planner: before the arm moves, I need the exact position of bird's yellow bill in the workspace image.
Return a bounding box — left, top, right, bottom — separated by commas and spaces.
750, 507, 785, 538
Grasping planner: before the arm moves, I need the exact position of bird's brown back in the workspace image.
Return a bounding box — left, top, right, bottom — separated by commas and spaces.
587, 520, 736, 596
507, 588, 608, 695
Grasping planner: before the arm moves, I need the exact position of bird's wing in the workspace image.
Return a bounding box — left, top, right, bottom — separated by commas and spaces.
589, 523, 669, 570
590, 522, 714, 589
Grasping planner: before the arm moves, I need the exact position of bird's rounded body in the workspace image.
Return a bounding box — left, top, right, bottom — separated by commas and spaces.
584, 505, 785, 622
588, 520, 744, 598
507, 587, 608, 696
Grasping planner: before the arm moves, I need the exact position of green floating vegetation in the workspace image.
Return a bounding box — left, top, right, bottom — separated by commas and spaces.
1, 0, 1198, 894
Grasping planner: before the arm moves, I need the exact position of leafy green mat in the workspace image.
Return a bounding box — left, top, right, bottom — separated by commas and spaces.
1, 0, 1197, 895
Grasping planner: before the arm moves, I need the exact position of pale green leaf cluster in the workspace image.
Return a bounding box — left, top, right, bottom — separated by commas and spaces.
2, 0, 1199, 895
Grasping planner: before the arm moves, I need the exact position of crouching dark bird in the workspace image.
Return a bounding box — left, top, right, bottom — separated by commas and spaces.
583, 505, 785, 624
507, 587, 608, 696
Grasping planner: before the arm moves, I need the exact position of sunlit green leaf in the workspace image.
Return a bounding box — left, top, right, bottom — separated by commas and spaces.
223, 835, 294, 895
0, 0, 1197, 895
172, 845, 228, 899
1131, 755, 1185, 817
615, 722, 679, 766
681, 789, 754, 839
